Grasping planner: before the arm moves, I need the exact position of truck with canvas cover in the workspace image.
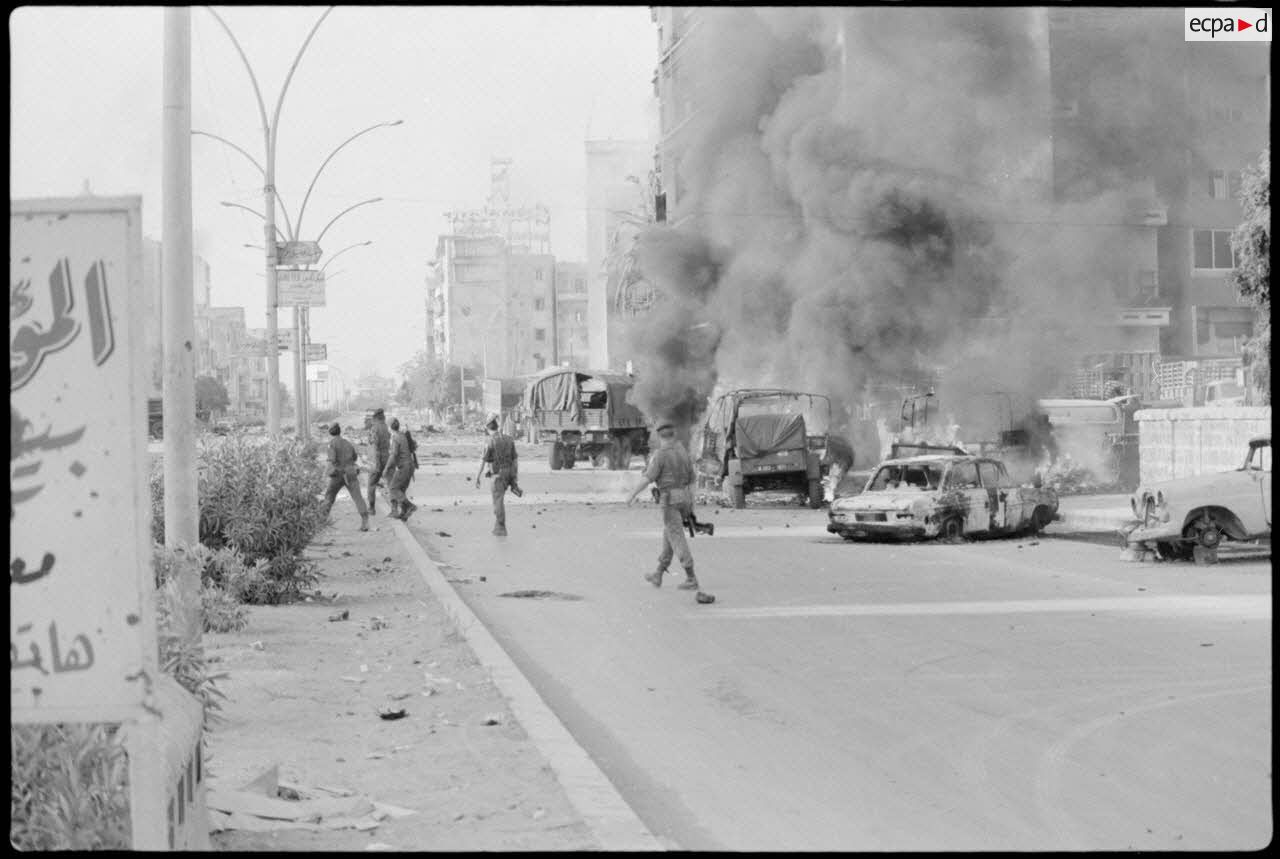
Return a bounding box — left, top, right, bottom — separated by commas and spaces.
694, 389, 830, 508
524, 366, 650, 470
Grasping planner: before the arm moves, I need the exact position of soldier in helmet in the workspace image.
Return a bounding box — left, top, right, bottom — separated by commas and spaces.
626, 419, 714, 604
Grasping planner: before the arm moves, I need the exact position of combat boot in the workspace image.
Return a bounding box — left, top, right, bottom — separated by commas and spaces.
359, 512, 369, 532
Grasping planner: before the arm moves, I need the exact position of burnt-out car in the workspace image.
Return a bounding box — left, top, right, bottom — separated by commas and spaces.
827, 452, 1058, 542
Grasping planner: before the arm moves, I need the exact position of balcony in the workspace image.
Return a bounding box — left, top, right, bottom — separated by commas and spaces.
1115, 307, 1171, 327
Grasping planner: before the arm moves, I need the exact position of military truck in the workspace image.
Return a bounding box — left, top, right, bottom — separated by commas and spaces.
693, 388, 831, 508
524, 367, 650, 470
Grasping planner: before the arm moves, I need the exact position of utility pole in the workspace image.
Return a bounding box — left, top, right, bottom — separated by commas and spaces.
161, 7, 198, 553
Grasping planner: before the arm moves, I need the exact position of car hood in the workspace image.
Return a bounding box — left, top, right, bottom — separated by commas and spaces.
1134, 470, 1246, 501
832, 490, 935, 512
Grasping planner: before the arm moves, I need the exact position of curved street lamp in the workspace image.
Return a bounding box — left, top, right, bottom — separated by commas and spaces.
295, 121, 402, 239
319, 240, 372, 274
195, 4, 336, 436
315, 198, 383, 247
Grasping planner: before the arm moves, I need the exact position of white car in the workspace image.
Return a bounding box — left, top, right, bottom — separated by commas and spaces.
1126, 435, 1271, 562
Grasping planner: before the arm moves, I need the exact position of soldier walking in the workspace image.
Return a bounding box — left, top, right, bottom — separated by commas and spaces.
383, 417, 418, 521
366, 407, 391, 515
475, 415, 521, 536
626, 419, 714, 604
323, 423, 369, 531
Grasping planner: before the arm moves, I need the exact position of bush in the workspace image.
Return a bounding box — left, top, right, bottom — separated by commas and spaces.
152, 544, 253, 632
155, 578, 229, 731
152, 437, 327, 603
10, 723, 130, 850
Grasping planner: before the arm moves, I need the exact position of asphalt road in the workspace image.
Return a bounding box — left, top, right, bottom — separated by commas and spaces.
403, 454, 1272, 852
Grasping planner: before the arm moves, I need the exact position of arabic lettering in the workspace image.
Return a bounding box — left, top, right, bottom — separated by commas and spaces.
84, 260, 116, 366
10, 259, 80, 392
10, 621, 95, 676
10, 257, 116, 392
10, 552, 55, 585
10, 404, 87, 519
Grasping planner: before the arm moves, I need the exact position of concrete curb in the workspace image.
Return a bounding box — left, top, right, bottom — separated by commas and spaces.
1053, 510, 1133, 534
392, 521, 663, 851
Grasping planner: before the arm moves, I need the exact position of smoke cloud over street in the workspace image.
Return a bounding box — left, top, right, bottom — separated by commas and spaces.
626, 8, 1187, 440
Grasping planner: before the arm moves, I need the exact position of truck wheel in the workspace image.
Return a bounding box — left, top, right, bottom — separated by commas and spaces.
563, 447, 577, 469
597, 445, 616, 470
729, 483, 746, 509
941, 517, 965, 543
616, 437, 633, 470
549, 442, 563, 471
807, 478, 824, 509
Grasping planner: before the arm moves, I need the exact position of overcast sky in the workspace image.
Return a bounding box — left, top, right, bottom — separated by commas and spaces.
10, 5, 657, 379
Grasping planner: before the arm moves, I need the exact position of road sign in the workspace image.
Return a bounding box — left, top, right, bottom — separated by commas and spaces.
276, 241, 322, 266
304, 343, 327, 361
274, 329, 295, 350
277, 269, 326, 307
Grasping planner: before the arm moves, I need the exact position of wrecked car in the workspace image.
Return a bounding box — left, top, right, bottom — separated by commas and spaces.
827, 452, 1058, 541
1125, 434, 1270, 563
694, 388, 830, 509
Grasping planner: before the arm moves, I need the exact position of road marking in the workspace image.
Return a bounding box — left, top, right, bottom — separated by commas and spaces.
698, 594, 1272, 620
622, 525, 832, 539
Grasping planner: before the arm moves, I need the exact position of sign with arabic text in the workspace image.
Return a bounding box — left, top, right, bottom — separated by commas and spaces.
10, 197, 157, 722
304, 343, 327, 362
275, 240, 322, 267
277, 269, 326, 307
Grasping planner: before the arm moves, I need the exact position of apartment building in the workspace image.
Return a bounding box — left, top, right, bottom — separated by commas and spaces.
554, 260, 590, 365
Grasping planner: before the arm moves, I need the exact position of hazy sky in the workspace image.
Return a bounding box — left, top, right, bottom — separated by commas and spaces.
10, 5, 657, 379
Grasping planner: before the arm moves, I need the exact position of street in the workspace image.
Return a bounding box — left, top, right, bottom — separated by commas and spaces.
402, 449, 1272, 851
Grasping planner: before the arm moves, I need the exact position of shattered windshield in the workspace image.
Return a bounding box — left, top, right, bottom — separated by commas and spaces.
737, 395, 830, 435
868, 463, 943, 491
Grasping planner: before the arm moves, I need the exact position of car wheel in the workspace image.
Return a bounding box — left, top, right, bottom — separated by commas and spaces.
807, 478, 824, 509
941, 517, 965, 543
1184, 513, 1223, 549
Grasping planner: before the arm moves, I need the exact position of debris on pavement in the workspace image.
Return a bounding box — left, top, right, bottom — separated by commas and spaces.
377, 705, 408, 720
436, 530, 452, 537
250, 640, 264, 650
482, 713, 503, 726
207, 770, 418, 834
328, 610, 350, 622
370, 615, 390, 630
695, 592, 716, 604
340, 676, 364, 684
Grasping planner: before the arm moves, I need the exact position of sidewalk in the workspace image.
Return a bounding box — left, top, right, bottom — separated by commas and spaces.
202, 496, 652, 851
1050, 493, 1134, 533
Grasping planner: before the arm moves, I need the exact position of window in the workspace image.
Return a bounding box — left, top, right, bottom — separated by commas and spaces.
534, 298, 545, 311
1192, 229, 1237, 270
944, 462, 980, 490
1210, 170, 1244, 200
534, 328, 546, 342
977, 461, 1007, 488
574, 278, 585, 291
574, 311, 583, 323
535, 269, 544, 281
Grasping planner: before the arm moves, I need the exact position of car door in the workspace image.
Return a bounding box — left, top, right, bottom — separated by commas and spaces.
943, 461, 988, 533
1250, 441, 1271, 526
977, 460, 1016, 531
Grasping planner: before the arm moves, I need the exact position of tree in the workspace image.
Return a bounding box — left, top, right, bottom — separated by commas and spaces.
1230, 146, 1270, 403
194, 375, 229, 420
396, 351, 464, 414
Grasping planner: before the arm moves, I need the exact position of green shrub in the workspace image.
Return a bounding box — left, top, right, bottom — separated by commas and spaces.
151, 437, 327, 603
10, 723, 130, 850
155, 578, 228, 731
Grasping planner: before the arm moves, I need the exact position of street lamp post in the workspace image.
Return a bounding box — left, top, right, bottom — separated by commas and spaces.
197, 4, 335, 437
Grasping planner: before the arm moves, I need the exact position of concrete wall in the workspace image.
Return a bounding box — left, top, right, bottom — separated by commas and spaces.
1136, 406, 1270, 483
